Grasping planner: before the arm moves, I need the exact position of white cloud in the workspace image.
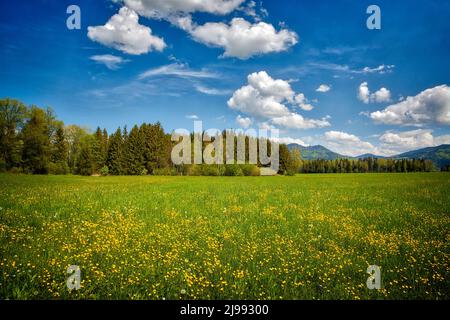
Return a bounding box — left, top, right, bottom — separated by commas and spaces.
235, 115, 252, 128
89, 54, 128, 70
120, 0, 245, 18
358, 82, 370, 103
362, 64, 395, 74
370, 85, 450, 126
87, 7, 166, 55
271, 113, 330, 129
272, 137, 309, 147
324, 131, 377, 156
323, 129, 450, 157
186, 114, 199, 120
112, 2, 295, 59
308, 63, 395, 75
194, 85, 231, 96
372, 87, 391, 103
228, 71, 329, 129
358, 82, 391, 104
186, 18, 298, 59
379, 129, 450, 154
294, 93, 314, 111
316, 84, 331, 93
138, 63, 218, 79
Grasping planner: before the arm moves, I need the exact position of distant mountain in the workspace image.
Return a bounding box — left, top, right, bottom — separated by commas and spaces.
288, 144, 348, 160
287, 143, 450, 169
393, 144, 450, 169
356, 153, 386, 159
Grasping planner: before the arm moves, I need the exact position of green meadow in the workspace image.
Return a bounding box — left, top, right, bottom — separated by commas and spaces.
0, 173, 449, 300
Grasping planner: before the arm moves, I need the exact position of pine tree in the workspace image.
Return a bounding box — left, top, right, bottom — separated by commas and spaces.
91, 127, 105, 173
123, 125, 145, 175
50, 125, 69, 174
76, 135, 95, 176
107, 128, 123, 175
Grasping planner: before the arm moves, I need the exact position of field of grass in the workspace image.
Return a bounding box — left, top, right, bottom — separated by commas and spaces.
0, 173, 449, 300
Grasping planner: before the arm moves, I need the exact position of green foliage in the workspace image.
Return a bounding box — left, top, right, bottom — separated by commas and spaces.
153, 167, 178, 176
224, 164, 244, 176
0, 98, 27, 169
300, 158, 436, 173
21, 107, 51, 174
240, 164, 260, 176
100, 165, 109, 176
122, 125, 145, 175
76, 135, 96, 176
48, 161, 69, 175
107, 128, 123, 175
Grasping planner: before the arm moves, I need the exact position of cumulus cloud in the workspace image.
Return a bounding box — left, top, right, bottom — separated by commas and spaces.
227, 71, 329, 129
372, 87, 391, 103
323, 129, 450, 157
271, 113, 331, 129
89, 54, 129, 70
370, 85, 450, 126
184, 17, 298, 59
235, 115, 252, 128
109, 1, 296, 59
186, 114, 199, 120
87, 7, 166, 55
324, 131, 377, 156
272, 137, 309, 147
358, 82, 391, 104
316, 84, 331, 93
138, 63, 218, 79
120, 0, 245, 18
379, 129, 450, 154
358, 82, 371, 103
294, 93, 314, 111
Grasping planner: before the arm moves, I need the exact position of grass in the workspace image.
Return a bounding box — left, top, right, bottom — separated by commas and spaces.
0, 173, 449, 300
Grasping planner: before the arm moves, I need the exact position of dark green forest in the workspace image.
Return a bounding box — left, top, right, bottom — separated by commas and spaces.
0, 98, 439, 176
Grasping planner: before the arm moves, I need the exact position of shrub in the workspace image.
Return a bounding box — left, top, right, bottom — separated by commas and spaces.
153, 167, 178, 176
241, 164, 260, 176
0, 159, 6, 172
100, 165, 109, 176
48, 162, 69, 175
201, 165, 220, 176
225, 164, 244, 176
9, 167, 23, 174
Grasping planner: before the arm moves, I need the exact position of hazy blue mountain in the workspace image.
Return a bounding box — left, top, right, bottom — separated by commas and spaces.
356, 153, 386, 159
287, 144, 348, 160
287, 143, 450, 169
393, 144, 450, 168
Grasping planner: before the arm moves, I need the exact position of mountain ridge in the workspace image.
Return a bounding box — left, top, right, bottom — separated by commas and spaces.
287, 143, 450, 169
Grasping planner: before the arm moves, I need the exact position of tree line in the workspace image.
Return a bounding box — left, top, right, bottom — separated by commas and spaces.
298, 158, 435, 174
0, 98, 172, 175
0, 98, 439, 176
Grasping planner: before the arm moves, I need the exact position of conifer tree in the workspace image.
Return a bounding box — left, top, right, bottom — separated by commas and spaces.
123, 125, 145, 175
107, 128, 123, 175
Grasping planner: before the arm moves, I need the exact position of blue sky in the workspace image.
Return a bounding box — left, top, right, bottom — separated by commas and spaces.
1, 0, 449, 156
